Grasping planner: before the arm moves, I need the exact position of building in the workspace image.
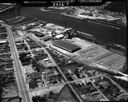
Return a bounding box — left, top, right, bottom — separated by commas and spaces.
41, 36, 51, 42
30, 31, 45, 37
53, 40, 81, 53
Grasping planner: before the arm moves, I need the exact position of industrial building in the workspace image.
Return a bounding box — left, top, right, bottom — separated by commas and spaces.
53, 40, 81, 53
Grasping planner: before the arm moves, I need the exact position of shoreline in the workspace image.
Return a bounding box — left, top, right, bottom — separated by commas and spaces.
61, 12, 126, 29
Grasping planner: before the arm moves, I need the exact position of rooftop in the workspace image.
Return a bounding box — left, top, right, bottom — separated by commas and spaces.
53, 40, 81, 53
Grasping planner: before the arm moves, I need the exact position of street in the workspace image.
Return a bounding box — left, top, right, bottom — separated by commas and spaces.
6, 25, 31, 102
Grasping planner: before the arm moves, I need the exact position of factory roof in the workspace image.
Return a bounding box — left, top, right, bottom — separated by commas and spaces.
30, 31, 45, 37
53, 40, 81, 53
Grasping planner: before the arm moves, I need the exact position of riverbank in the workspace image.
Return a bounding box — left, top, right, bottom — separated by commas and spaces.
19, 7, 126, 46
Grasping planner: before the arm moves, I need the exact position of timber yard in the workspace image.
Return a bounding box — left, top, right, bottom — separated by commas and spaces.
0, 2, 127, 102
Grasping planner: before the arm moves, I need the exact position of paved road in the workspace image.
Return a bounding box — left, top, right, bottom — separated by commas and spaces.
19, 7, 126, 46
6, 25, 31, 102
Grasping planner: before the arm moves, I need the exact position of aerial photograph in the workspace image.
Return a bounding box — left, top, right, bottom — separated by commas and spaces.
0, 0, 127, 102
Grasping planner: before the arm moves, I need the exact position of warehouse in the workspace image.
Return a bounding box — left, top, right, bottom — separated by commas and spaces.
53, 40, 81, 53
41, 36, 51, 41
30, 31, 45, 37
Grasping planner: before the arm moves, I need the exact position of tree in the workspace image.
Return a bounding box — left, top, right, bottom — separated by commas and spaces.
29, 80, 37, 89
32, 96, 36, 102
48, 91, 55, 99
31, 58, 37, 68
41, 96, 46, 102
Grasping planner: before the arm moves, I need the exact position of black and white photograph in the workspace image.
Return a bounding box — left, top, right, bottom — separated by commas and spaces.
0, 0, 127, 102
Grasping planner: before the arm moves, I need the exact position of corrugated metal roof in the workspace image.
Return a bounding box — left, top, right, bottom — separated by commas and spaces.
53, 40, 81, 53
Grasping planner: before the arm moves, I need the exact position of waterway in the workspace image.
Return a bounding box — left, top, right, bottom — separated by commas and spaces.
19, 7, 127, 46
